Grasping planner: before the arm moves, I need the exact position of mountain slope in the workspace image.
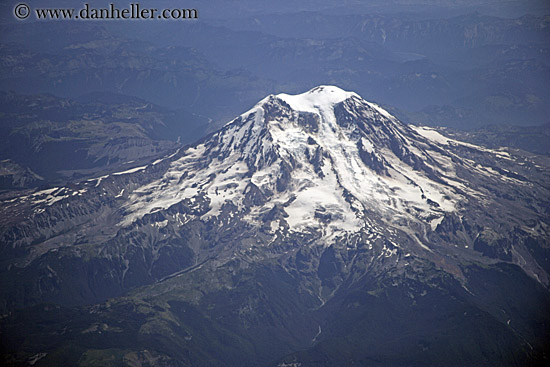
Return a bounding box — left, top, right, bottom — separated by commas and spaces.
0, 91, 210, 185
1, 86, 549, 366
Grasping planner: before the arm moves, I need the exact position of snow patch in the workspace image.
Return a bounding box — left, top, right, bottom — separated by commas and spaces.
277, 85, 358, 114
112, 165, 147, 175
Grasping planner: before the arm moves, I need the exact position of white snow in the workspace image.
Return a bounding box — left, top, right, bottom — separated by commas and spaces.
360, 137, 374, 153
411, 126, 451, 145
90, 175, 109, 187
430, 216, 444, 231
112, 165, 147, 175
369, 102, 397, 121
411, 125, 517, 163
277, 85, 358, 114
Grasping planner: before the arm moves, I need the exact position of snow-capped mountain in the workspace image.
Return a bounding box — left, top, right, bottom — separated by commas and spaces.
1, 86, 549, 366
123, 86, 458, 235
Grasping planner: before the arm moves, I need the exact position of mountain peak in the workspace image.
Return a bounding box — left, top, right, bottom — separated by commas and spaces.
276, 85, 358, 113
121, 86, 462, 239
114, 87, 549, 284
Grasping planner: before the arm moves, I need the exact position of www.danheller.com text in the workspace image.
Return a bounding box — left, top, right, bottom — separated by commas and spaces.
15, 2, 198, 20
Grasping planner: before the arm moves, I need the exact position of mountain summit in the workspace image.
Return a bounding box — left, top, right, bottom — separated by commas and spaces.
1, 86, 549, 366
119, 85, 547, 284
126, 85, 459, 231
